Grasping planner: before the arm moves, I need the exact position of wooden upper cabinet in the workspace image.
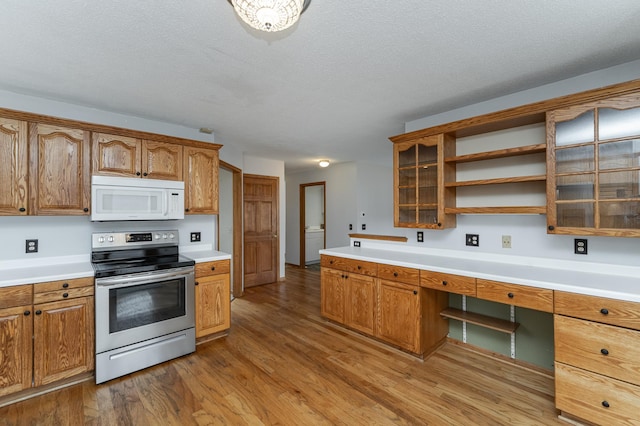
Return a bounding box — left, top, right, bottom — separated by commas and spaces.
30, 123, 90, 215
392, 134, 456, 229
92, 133, 183, 180
183, 146, 219, 214
0, 117, 28, 215
547, 92, 640, 237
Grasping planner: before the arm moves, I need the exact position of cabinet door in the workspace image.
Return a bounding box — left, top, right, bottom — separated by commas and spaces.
92, 133, 141, 177
0, 305, 33, 397
30, 124, 91, 215
195, 274, 230, 337
142, 140, 183, 181
344, 273, 376, 335
320, 268, 345, 323
33, 296, 94, 387
183, 146, 219, 214
393, 134, 455, 229
0, 117, 28, 215
547, 93, 640, 237
376, 279, 421, 353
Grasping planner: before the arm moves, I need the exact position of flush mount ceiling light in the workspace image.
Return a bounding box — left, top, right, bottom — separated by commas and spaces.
228, 0, 312, 32
318, 160, 330, 168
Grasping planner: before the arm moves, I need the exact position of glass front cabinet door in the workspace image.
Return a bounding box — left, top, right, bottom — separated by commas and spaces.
393, 134, 455, 229
547, 93, 640, 237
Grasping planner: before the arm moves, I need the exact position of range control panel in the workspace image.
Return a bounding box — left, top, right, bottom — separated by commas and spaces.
92, 230, 179, 250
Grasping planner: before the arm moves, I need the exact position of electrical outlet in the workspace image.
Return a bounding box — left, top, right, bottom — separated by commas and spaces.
361, 224, 366, 231
466, 234, 479, 247
574, 238, 588, 255
26, 239, 38, 253
502, 235, 511, 249
417, 231, 424, 243
353, 241, 361, 247
349, 224, 353, 231
190, 232, 201, 242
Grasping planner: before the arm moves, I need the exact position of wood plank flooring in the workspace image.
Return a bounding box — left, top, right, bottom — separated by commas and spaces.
0, 265, 563, 425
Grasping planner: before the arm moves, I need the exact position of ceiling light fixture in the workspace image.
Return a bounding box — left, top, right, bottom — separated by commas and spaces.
228, 0, 312, 32
318, 160, 330, 168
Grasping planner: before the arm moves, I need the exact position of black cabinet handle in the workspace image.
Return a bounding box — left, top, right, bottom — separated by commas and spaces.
442, 281, 448, 286
19, 207, 26, 212
602, 401, 610, 408
35, 310, 42, 315
185, 208, 190, 212
413, 290, 418, 295
136, 172, 141, 176
62, 283, 69, 288
548, 225, 555, 231
437, 223, 442, 227
143, 172, 148, 176
341, 274, 345, 279
601, 348, 609, 356
393, 272, 398, 277
24, 310, 30, 316
507, 292, 514, 298
211, 266, 216, 271
195, 281, 199, 286
83, 208, 89, 212
62, 293, 69, 298
600, 308, 609, 315
357, 265, 361, 270
329, 260, 334, 264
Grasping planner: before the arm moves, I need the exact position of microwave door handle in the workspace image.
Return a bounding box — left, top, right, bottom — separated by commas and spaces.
162, 191, 169, 217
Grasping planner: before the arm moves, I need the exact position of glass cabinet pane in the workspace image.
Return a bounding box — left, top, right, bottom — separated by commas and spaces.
599, 107, 640, 140
556, 203, 594, 228
399, 206, 416, 223
399, 167, 416, 187
417, 144, 437, 165
555, 110, 595, 146
398, 145, 416, 167
600, 201, 640, 229
556, 175, 594, 200
399, 187, 416, 205
599, 140, 640, 170
418, 166, 437, 204
556, 145, 594, 173
599, 171, 639, 199
418, 207, 438, 225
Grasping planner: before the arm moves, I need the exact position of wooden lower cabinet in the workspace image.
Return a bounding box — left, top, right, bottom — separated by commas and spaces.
0, 278, 94, 399
320, 267, 345, 323
195, 259, 231, 338
344, 273, 376, 335
376, 279, 421, 352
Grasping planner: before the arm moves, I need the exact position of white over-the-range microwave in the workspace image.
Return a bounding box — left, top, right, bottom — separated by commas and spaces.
91, 175, 185, 221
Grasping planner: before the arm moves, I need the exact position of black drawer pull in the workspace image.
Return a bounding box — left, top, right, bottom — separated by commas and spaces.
62, 293, 69, 298
507, 292, 514, 298
185, 208, 190, 212
442, 281, 448, 286
62, 283, 69, 288
437, 222, 442, 227
600, 308, 609, 315
83, 207, 89, 212
601, 348, 609, 356
393, 272, 398, 277
24, 310, 30, 316
329, 260, 334, 264
35, 310, 42, 315
602, 401, 610, 408
143, 172, 148, 176
357, 265, 361, 270
136, 172, 141, 176
195, 281, 199, 286
19, 207, 26, 212
413, 290, 418, 295
211, 266, 216, 271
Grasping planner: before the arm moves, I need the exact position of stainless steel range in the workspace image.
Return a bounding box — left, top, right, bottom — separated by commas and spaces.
91, 230, 196, 384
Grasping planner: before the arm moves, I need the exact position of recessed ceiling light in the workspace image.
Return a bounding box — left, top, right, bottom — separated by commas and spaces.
318, 160, 330, 168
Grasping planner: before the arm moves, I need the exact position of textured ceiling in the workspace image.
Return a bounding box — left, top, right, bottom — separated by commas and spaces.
1, 1, 640, 172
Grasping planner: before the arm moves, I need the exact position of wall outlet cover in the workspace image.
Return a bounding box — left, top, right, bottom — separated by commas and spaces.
502, 235, 511, 249
361, 224, 366, 231
354, 241, 361, 247
417, 231, 424, 242
574, 238, 588, 255
466, 234, 479, 247
190, 232, 201, 242
26, 239, 38, 253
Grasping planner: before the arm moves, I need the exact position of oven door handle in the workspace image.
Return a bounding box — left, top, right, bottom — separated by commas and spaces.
95, 267, 194, 288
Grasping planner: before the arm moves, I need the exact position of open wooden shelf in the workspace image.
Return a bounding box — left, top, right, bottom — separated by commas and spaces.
348, 233, 408, 242
445, 206, 546, 214
444, 143, 546, 164
445, 175, 546, 188
440, 308, 519, 334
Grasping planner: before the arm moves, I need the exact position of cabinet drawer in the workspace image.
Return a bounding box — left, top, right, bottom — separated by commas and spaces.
0, 285, 32, 309
420, 270, 476, 296
377, 264, 419, 285
555, 315, 640, 386
555, 291, 640, 330
33, 286, 94, 304
34, 276, 93, 293
320, 255, 377, 276
556, 362, 640, 425
195, 260, 230, 278
476, 279, 553, 312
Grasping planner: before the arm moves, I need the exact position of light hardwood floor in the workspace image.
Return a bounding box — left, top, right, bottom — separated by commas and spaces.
0, 265, 563, 425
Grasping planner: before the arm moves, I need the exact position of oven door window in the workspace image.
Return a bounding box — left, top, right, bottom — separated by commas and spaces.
109, 278, 186, 333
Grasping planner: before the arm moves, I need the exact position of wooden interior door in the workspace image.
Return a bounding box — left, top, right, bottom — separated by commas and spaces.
243, 174, 278, 287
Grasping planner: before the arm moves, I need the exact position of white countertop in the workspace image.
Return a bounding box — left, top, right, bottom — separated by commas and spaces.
0, 246, 231, 288
320, 246, 640, 303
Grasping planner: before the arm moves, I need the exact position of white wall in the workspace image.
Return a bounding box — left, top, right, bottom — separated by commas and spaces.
243, 155, 287, 279
355, 162, 394, 235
